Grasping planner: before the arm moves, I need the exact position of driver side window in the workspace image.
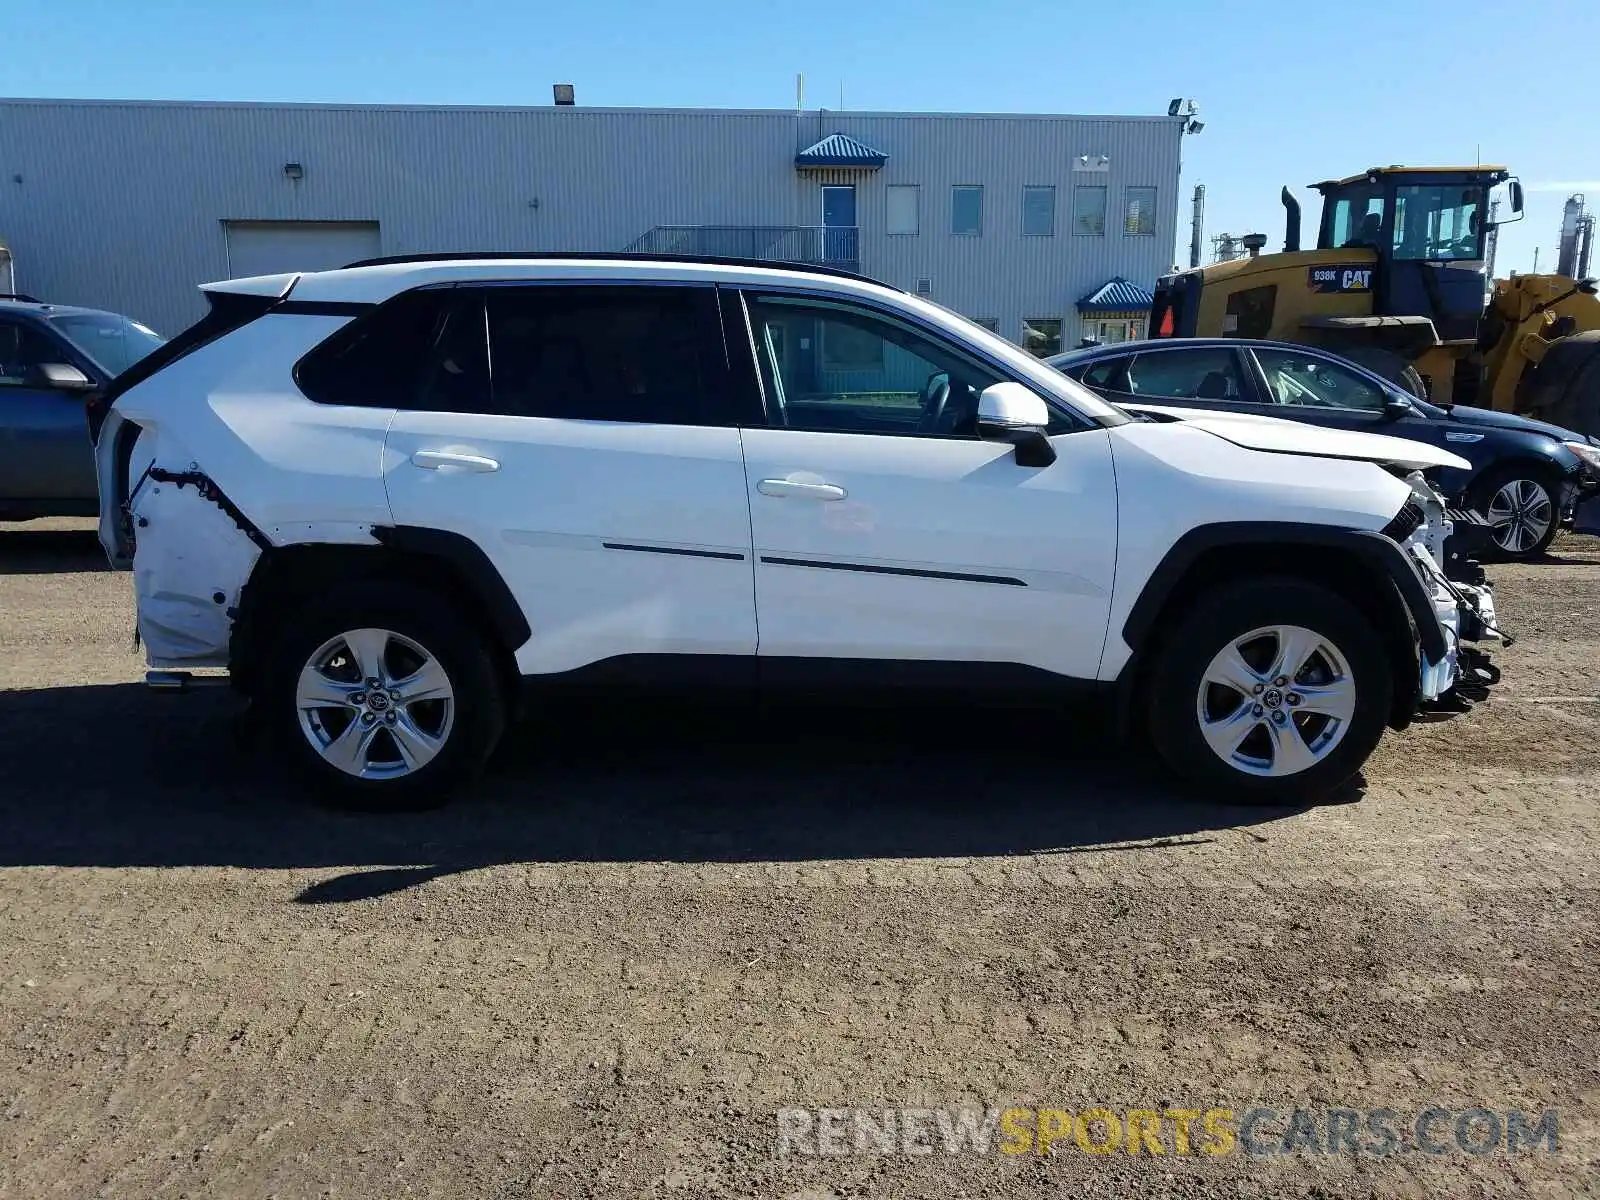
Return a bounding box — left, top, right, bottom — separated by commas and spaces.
0, 320, 62, 389
742, 294, 1001, 437
1254, 348, 1387, 412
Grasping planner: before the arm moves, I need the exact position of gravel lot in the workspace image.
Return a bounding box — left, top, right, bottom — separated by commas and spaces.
1, 519, 1596, 1199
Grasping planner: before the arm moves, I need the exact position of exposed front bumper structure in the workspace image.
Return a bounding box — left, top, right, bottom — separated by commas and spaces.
1398, 473, 1503, 705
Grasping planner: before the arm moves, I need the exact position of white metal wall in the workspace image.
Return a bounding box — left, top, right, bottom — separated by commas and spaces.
0, 99, 1183, 340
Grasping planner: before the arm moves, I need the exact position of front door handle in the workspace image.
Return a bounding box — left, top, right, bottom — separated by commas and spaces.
757, 478, 846, 501
410, 450, 500, 473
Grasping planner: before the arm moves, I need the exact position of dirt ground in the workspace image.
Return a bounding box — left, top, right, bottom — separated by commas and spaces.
1, 519, 1596, 1199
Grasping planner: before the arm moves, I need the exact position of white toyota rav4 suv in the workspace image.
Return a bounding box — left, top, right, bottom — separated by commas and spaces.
92, 254, 1499, 808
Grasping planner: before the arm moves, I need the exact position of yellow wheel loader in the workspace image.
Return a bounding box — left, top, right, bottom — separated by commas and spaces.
1149, 166, 1600, 436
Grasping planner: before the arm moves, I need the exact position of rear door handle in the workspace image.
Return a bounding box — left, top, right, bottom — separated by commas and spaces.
757, 479, 846, 501
410, 450, 500, 473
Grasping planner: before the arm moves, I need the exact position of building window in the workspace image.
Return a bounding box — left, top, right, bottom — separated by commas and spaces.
1073, 186, 1107, 236
1021, 318, 1062, 357
886, 185, 919, 236
1124, 186, 1157, 236
1022, 186, 1055, 236
1084, 317, 1146, 345
971, 317, 1000, 334
952, 186, 983, 236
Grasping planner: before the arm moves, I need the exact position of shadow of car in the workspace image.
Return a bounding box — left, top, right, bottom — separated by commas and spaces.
0, 681, 1322, 900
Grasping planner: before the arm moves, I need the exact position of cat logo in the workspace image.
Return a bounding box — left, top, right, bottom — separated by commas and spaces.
1308, 266, 1374, 294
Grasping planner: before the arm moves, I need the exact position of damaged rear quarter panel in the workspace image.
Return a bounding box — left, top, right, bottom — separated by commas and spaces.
115, 313, 396, 666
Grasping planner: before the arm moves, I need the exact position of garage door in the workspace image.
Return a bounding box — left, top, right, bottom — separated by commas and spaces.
223, 221, 382, 278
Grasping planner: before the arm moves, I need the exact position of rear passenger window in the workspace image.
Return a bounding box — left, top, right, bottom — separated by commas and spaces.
484, 286, 714, 424
1125, 348, 1246, 401
295, 289, 454, 408
416, 296, 490, 413
1079, 358, 1125, 389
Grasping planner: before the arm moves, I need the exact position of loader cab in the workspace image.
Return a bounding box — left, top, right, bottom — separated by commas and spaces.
1314, 166, 1515, 342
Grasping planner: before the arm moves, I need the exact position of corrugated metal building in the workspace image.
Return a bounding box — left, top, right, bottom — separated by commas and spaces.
0, 97, 1182, 347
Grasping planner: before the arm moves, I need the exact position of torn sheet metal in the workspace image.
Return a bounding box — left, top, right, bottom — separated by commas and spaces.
129, 460, 262, 668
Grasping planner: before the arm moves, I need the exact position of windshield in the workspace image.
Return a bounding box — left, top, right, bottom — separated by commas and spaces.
50, 312, 165, 376
1392, 184, 1486, 262
1327, 184, 1385, 248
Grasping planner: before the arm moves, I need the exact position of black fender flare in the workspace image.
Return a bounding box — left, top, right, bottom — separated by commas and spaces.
371, 525, 531, 652
1120, 521, 1444, 663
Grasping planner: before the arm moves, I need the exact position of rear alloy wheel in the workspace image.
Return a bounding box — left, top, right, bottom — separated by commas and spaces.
268, 581, 505, 809
296, 628, 456, 782
1474, 468, 1560, 560
1148, 579, 1392, 804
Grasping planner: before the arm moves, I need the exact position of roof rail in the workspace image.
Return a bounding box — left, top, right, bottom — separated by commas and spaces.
0, 292, 43, 303
338, 250, 891, 287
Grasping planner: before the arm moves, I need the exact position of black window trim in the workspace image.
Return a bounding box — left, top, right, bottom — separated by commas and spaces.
724, 283, 1099, 439
1236, 345, 1279, 407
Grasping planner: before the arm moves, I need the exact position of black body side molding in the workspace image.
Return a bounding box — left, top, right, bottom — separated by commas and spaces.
371, 525, 531, 651
1121, 521, 1446, 662
759, 556, 1026, 587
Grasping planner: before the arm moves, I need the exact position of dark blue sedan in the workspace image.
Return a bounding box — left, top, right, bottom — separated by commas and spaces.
1049, 337, 1600, 560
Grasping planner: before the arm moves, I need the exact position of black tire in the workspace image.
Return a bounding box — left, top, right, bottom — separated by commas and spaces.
1338, 345, 1429, 400
1525, 330, 1600, 437
1146, 579, 1393, 805
1468, 463, 1562, 560
263, 580, 506, 810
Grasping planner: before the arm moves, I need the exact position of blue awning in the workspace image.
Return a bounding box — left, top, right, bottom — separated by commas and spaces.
795, 132, 888, 170
1077, 277, 1155, 313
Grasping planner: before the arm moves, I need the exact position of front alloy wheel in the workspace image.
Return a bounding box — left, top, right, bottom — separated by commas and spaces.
1484, 476, 1555, 557
1148, 578, 1392, 804
296, 627, 456, 780
1196, 625, 1357, 778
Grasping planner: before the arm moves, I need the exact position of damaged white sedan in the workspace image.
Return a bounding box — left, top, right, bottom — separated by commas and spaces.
93, 255, 1502, 808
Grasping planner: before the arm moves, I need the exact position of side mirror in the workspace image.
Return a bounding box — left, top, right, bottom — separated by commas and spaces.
1492, 178, 1525, 227
36, 362, 95, 392
1381, 397, 1414, 421
977, 382, 1056, 467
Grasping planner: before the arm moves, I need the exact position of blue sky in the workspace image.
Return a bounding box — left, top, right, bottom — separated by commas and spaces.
6, 0, 1595, 276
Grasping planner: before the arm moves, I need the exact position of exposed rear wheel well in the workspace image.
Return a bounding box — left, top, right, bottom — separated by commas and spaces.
230, 543, 522, 706
1120, 543, 1421, 736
